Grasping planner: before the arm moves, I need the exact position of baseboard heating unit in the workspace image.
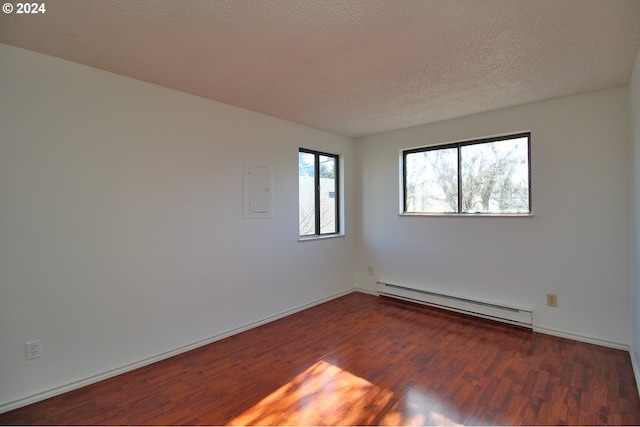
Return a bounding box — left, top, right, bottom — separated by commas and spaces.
377, 282, 533, 328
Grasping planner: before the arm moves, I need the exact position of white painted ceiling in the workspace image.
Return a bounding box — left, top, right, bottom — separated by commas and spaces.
1, 0, 640, 138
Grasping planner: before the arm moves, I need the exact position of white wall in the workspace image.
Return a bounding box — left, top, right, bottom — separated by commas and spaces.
0, 44, 355, 410
630, 45, 640, 381
356, 87, 633, 346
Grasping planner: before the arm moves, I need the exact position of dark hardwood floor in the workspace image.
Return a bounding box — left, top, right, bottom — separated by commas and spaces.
1, 292, 639, 425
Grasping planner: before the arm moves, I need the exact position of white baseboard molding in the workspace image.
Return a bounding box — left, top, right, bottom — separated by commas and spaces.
630, 346, 640, 398
353, 286, 378, 296
371, 288, 629, 351
0, 288, 355, 415
4, 288, 631, 414
533, 326, 629, 351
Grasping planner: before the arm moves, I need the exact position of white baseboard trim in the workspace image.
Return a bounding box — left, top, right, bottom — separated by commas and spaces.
533, 326, 629, 351
4, 288, 629, 414
372, 289, 629, 351
630, 346, 640, 398
0, 288, 355, 415
353, 286, 378, 296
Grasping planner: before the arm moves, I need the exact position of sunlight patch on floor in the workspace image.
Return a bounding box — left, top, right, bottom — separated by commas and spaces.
227, 359, 460, 426
380, 389, 462, 426
227, 359, 393, 425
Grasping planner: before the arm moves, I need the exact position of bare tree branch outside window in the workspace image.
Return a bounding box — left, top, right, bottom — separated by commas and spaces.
404, 134, 530, 214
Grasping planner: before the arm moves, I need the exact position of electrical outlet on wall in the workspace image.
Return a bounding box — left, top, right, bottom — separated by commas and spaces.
26, 340, 41, 360
546, 293, 558, 307
368, 266, 374, 276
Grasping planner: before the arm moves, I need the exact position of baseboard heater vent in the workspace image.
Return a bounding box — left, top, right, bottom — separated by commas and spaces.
377, 282, 533, 328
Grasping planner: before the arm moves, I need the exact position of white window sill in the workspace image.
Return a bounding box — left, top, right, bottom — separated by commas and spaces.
298, 233, 345, 242
400, 212, 534, 218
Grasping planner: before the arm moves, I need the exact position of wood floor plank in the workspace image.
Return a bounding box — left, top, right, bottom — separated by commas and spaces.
1, 292, 639, 425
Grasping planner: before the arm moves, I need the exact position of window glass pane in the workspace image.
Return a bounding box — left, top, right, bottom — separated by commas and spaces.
460, 137, 529, 213
319, 155, 337, 234
405, 148, 458, 213
299, 152, 316, 235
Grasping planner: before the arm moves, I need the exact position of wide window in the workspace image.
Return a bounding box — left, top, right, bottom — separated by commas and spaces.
403, 133, 530, 214
299, 149, 339, 236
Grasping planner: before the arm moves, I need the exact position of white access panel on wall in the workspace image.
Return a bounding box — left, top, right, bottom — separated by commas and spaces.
243, 163, 272, 218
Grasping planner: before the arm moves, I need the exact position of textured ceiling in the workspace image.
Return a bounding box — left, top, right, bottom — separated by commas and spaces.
1, 0, 640, 138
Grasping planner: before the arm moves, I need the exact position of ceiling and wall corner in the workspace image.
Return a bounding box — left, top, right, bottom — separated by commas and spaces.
1, 0, 639, 138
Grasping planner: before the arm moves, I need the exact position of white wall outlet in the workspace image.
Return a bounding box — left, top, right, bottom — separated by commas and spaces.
26, 340, 41, 360
368, 266, 374, 276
